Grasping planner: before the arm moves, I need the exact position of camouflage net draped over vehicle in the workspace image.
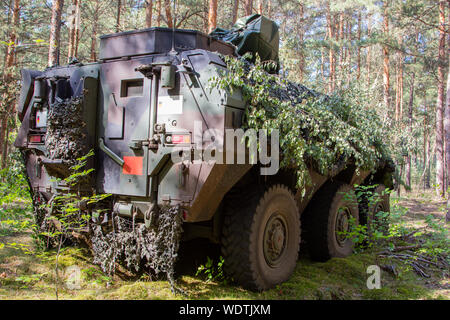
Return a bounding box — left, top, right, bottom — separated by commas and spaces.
212, 55, 390, 190
90, 205, 184, 292
45, 97, 87, 165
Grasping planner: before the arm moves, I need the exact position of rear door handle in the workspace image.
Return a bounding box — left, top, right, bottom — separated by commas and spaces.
99, 138, 124, 167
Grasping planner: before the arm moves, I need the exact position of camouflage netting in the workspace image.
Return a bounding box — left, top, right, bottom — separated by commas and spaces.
31, 193, 51, 237
266, 79, 316, 106
214, 55, 392, 189
90, 205, 184, 292
45, 97, 87, 165
238, 57, 318, 106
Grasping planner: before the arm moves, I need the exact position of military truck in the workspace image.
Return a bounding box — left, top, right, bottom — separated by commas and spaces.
14, 15, 393, 291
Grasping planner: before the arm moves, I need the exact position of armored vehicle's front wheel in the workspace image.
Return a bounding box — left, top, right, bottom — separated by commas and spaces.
221, 184, 300, 291
306, 183, 359, 262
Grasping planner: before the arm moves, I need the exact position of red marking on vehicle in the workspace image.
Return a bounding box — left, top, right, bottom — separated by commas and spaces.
29, 135, 42, 143
122, 156, 143, 175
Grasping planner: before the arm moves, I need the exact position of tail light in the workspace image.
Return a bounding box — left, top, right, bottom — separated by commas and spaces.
182, 209, 188, 221
28, 135, 43, 143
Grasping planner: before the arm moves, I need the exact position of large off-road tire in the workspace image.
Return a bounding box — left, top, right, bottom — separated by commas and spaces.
359, 184, 390, 237
305, 183, 359, 262
221, 184, 300, 291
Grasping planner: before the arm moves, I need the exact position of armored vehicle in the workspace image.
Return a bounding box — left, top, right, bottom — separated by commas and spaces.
15, 15, 393, 291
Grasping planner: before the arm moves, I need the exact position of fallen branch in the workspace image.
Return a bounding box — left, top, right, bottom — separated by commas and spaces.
378, 244, 422, 255
410, 261, 430, 278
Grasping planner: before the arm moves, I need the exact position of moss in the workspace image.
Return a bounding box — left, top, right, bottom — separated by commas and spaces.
361, 277, 431, 300
74, 292, 98, 300
109, 282, 150, 299
54, 250, 84, 268
362, 287, 398, 300
396, 283, 430, 299
101, 281, 177, 300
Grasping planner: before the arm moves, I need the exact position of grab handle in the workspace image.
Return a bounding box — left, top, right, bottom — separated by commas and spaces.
99, 138, 124, 167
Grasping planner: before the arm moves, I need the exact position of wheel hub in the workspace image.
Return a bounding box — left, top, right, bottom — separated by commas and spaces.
335, 207, 351, 246
263, 214, 288, 266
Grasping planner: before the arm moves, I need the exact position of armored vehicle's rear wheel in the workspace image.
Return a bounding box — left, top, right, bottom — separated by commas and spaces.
359, 184, 390, 237
221, 184, 300, 291
306, 183, 359, 262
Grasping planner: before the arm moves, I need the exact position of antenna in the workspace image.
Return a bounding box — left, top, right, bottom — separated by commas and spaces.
169, 0, 177, 55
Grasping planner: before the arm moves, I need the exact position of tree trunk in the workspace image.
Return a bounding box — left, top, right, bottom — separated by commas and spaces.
73, 0, 80, 57
395, 52, 404, 123
326, 2, 335, 93
1, 121, 9, 169
3, 0, 19, 80
426, 129, 431, 189
298, 3, 304, 83
405, 72, 415, 191
399, 67, 402, 123
356, 11, 361, 80
445, 5, 450, 223
397, 162, 403, 197
157, 0, 162, 27
321, 48, 325, 84
367, 13, 372, 87
165, 0, 173, 28
90, 0, 99, 62
244, 0, 252, 16
382, 2, 390, 112
345, 19, 352, 86
399, 62, 404, 122
145, 0, 152, 28
67, 0, 76, 62
256, 0, 264, 15
116, 0, 122, 32
232, 0, 239, 25
203, 0, 208, 32
394, 60, 399, 120
1, 0, 12, 76
436, 0, 446, 197
0, 0, 20, 168
48, 0, 64, 67
258, 0, 264, 15
423, 103, 429, 190
208, 0, 217, 33
337, 12, 344, 79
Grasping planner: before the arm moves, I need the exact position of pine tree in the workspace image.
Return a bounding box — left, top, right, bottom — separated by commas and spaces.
145, 0, 152, 28
435, 0, 446, 197
48, 0, 64, 67
208, 0, 217, 33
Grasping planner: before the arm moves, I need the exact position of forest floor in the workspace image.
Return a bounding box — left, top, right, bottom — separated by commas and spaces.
0, 190, 448, 300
